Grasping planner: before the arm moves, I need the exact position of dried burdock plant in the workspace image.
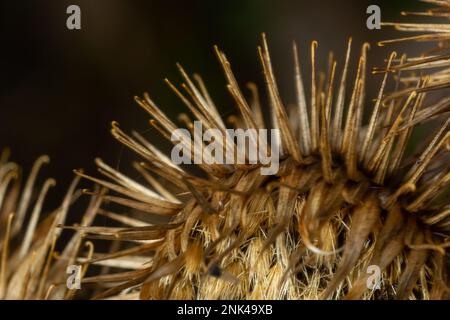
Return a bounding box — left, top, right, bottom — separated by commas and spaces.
0, 149, 103, 299
69, 39, 450, 300
60, 1, 448, 300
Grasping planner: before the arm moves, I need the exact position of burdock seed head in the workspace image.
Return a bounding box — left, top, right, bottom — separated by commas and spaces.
0, 150, 104, 299
70, 2, 449, 300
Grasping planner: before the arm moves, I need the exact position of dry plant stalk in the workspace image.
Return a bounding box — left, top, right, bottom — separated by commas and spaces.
1, 0, 449, 300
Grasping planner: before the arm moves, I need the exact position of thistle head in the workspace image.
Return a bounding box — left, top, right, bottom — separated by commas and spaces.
72, 28, 449, 300
0, 150, 102, 299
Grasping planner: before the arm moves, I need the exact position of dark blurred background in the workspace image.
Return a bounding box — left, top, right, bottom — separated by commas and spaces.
0, 0, 426, 209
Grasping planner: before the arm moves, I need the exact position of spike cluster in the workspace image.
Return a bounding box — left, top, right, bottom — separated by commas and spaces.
70, 22, 449, 299
1, 0, 448, 300
0, 149, 103, 299
379, 0, 450, 99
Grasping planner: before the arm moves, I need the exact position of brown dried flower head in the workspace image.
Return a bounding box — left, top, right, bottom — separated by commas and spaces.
2, 0, 448, 300
0, 150, 103, 299
75, 22, 449, 299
